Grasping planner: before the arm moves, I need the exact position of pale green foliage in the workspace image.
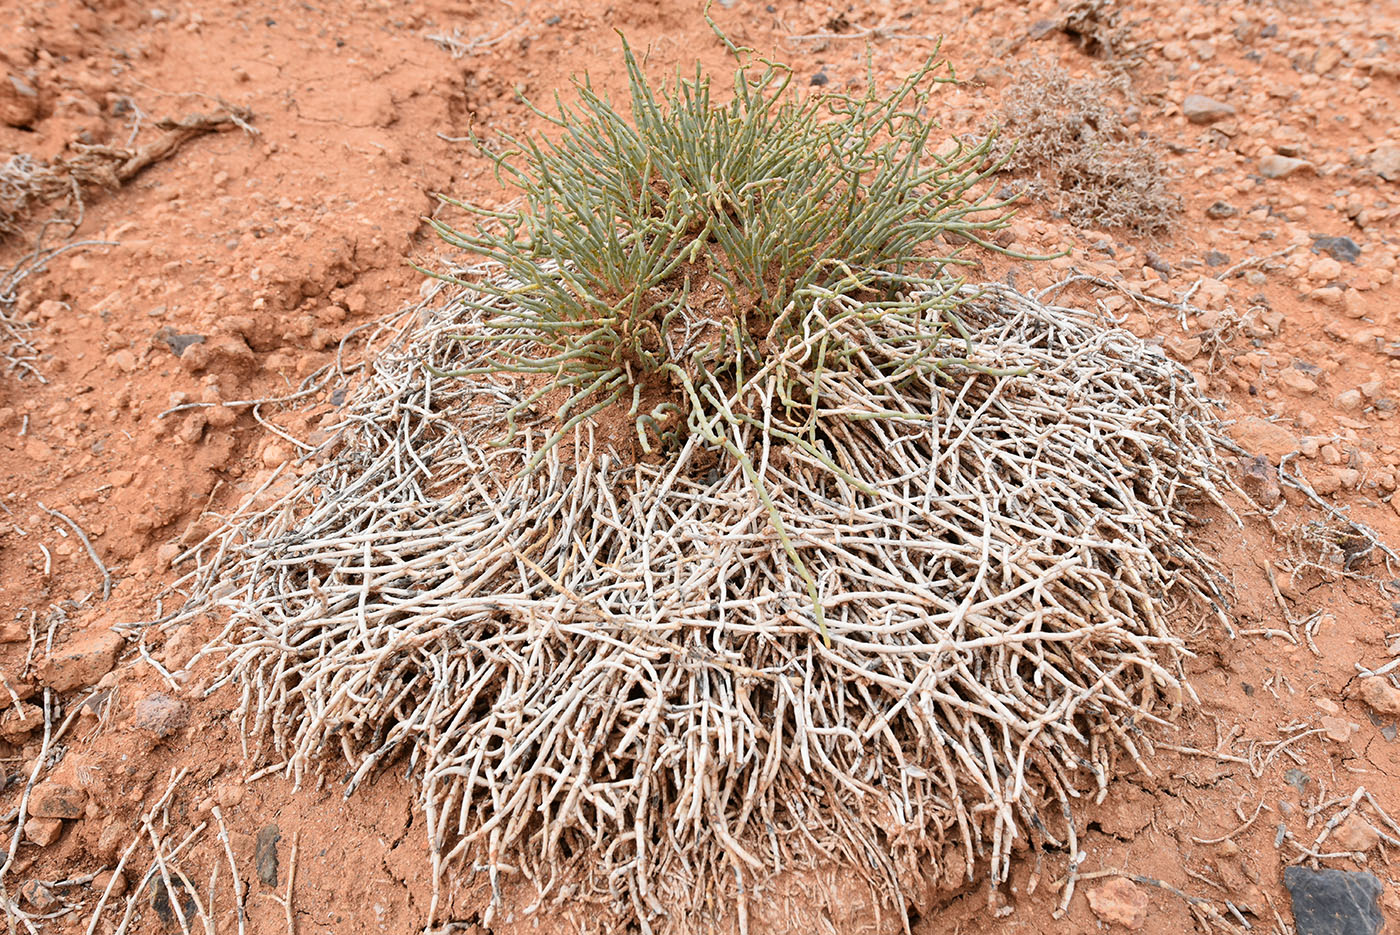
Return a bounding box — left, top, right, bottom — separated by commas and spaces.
427, 38, 1021, 644
428, 38, 1016, 460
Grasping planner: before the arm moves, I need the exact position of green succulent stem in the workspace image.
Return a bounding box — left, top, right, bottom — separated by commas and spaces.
425, 30, 1027, 645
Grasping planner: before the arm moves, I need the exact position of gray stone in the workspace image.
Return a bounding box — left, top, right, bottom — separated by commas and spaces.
1311, 236, 1361, 264
1283, 867, 1383, 935
255, 824, 280, 886
149, 877, 197, 930
130, 694, 188, 739
1182, 94, 1235, 124
155, 327, 205, 357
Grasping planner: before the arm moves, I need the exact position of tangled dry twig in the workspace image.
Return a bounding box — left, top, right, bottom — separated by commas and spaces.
0, 106, 255, 240
161, 270, 1234, 933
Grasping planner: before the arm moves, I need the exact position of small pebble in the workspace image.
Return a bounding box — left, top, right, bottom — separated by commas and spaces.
24, 817, 63, 848
1357, 677, 1400, 716
261, 443, 291, 468
1260, 155, 1313, 179
1336, 389, 1364, 412
1320, 715, 1357, 743
1182, 93, 1236, 124
1370, 145, 1400, 181
1280, 369, 1318, 395
18, 879, 56, 909
1087, 878, 1149, 930
1332, 815, 1379, 853
92, 870, 128, 898
1308, 256, 1343, 281
1312, 235, 1361, 264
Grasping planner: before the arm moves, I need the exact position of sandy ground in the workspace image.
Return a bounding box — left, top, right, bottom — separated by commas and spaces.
1, 0, 1399, 932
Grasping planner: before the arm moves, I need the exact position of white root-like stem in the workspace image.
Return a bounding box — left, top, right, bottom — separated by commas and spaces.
159, 274, 1234, 933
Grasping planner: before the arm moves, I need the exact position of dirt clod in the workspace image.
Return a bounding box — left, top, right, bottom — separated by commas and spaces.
39, 628, 124, 691
96, 820, 126, 863
0, 73, 39, 128
1087, 877, 1150, 930
130, 693, 189, 738
1356, 677, 1400, 717
27, 780, 87, 819
1239, 455, 1282, 508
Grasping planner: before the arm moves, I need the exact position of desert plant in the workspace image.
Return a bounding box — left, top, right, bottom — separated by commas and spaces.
166, 32, 1234, 935
425, 38, 1021, 643
427, 38, 1017, 463
989, 59, 1178, 234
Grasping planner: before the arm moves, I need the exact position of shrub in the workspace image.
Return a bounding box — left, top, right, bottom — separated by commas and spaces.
989, 59, 1178, 234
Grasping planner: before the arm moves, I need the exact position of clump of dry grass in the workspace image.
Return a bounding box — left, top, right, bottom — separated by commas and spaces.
990, 60, 1178, 234
0, 151, 104, 241
1, 108, 254, 241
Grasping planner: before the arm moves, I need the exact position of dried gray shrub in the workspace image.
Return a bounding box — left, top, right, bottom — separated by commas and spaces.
991, 60, 1179, 235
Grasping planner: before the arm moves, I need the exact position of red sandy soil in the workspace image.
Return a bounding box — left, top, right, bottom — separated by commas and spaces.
0, 0, 1398, 932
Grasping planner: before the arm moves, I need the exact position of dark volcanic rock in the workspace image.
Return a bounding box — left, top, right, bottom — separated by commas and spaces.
1283, 867, 1383, 935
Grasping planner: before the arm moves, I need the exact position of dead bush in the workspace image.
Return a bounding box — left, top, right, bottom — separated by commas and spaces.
990, 60, 1179, 235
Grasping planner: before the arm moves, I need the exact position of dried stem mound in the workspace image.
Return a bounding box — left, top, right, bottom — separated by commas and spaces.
165, 34, 1229, 933
171, 273, 1232, 932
